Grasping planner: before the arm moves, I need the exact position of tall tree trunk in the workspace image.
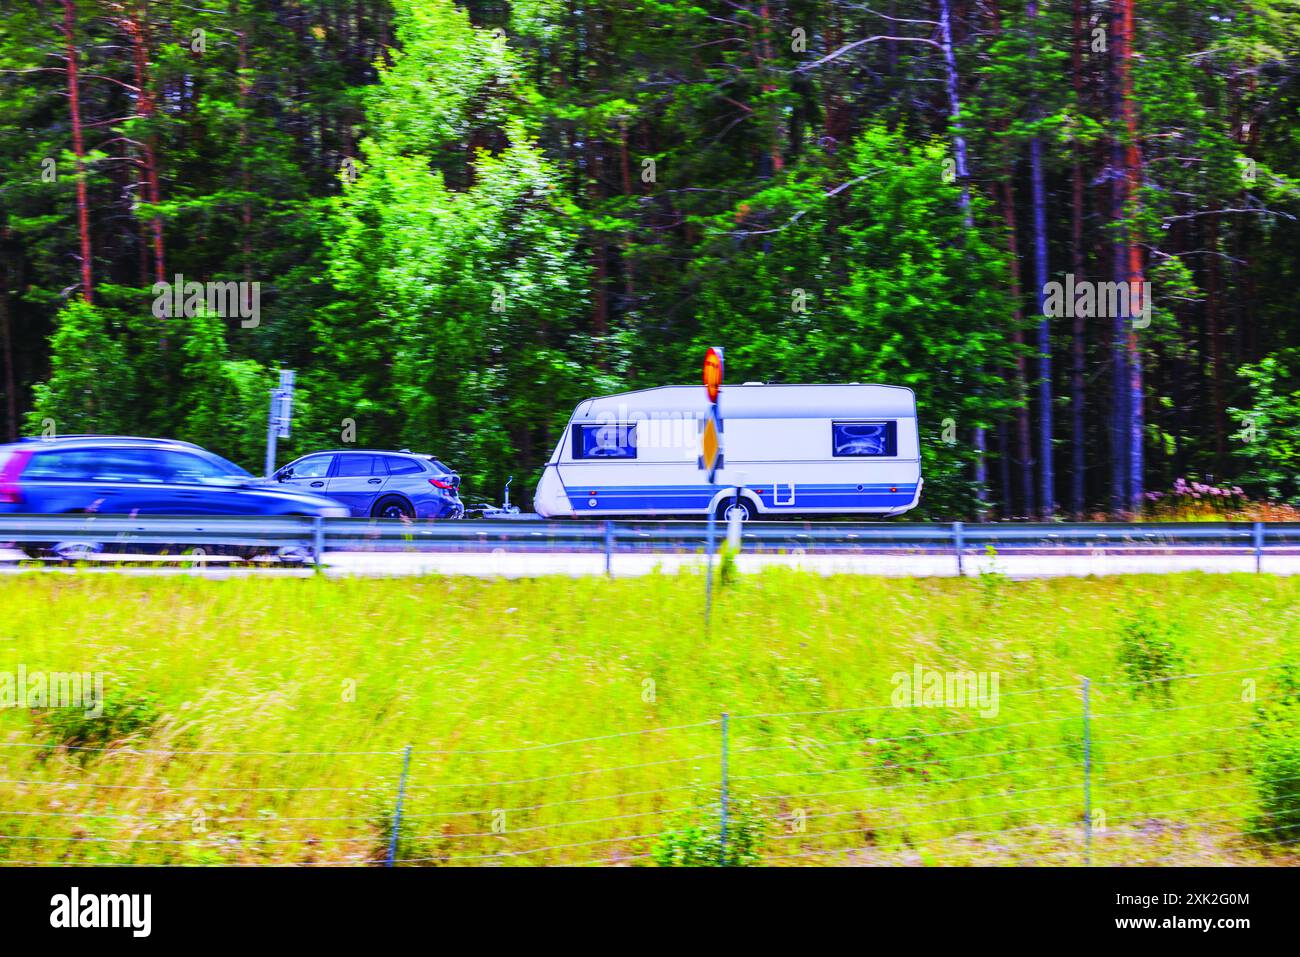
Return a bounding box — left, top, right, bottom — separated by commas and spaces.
1108, 4, 1128, 513
1118, 0, 1144, 511
1069, 0, 1088, 516
235, 0, 253, 284
997, 421, 1012, 518
619, 119, 636, 319
987, 0, 1032, 517
1205, 204, 1224, 471
757, 3, 784, 175
1029, 0, 1053, 517
937, 0, 986, 517
0, 227, 16, 440
122, 6, 165, 288
61, 0, 93, 304
1000, 179, 1035, 517
586, 135, 608, 361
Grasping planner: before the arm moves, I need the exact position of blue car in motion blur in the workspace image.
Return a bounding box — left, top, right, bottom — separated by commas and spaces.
0, 436, 349, 517
273, 449, 463, 519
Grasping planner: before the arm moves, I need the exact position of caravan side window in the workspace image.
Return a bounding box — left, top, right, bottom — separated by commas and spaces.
572, 423, 637, 460
832, 421, 897, 457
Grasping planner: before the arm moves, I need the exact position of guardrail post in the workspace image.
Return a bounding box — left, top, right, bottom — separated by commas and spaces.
387, 744, 413, 867
1082, 677, 1092, 866
1253, 521, 1264, 573
604, 520, 614, 577
312, 515, 325, 570
953, 521, 964, 576
719, 712, 729, 867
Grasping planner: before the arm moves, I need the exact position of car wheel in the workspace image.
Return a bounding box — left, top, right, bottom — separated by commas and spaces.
715, 498, 752, 523
372, 496, 415, 520
51, 541, 105, 562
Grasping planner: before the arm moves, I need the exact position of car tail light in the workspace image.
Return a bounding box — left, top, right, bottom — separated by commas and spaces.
429, 478, 455, 489
0, 448, 34, 504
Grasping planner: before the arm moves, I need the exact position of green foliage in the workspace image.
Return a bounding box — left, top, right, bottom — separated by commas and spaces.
25, 301, 137, 436
717, 539, 740, 587
686, 126, 1023, 516
320, 0, 597, 498
1116, 607, 1188, 698
850, 711, 947, 782
978, 545, 1009, 604
1231, 353, 1300, 503
1, 571, 1297, 864
1248, 664, 1300, 845
32, 687, 160, 762
653, 794, 764, 867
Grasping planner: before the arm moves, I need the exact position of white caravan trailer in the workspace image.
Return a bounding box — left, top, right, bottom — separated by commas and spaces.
533, 383, 922, 519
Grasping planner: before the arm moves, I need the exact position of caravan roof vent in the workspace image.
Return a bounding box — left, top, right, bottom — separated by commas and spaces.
743, 381, 765, 386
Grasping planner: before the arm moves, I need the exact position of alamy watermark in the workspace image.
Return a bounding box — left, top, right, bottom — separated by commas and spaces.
890, 665, 1000, 718
589, 404, 708, 460
50, 887, 151, 937
1041, 273, 1151, 329
151, 273, 260, 328
0, 665, 104, 717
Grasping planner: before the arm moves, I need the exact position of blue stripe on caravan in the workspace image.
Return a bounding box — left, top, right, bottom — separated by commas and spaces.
558, 482, 917, 512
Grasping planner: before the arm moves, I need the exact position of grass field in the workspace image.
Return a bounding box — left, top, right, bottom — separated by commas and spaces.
1, 569, 1298, 866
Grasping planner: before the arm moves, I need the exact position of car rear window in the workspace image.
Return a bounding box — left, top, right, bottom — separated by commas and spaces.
382, 456, 425, 475
416, 455, 449, 472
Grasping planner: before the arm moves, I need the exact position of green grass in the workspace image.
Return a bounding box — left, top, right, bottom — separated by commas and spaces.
1, 569, 1298, 866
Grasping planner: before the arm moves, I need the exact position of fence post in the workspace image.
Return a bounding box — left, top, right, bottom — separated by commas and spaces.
312, 515, 325, 570
604, 520, 614, 577
1082, 678, 1092, 866
387, 744, 413, 867
1254, 521, 1264, 573
704, 514, 716, 632
719, 712, 729, 867
953, 521, 964, 577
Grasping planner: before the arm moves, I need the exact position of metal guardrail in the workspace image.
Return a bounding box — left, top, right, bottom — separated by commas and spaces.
0, 515, 1298, 569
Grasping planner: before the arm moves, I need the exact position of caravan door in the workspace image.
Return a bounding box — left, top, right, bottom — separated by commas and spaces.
770, 481, 796, 508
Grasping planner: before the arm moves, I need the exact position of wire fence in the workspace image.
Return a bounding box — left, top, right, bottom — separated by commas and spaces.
2, 668, 1298, 866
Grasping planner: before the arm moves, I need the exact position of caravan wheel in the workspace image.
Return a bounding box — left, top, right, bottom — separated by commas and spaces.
715, 499, 752, 523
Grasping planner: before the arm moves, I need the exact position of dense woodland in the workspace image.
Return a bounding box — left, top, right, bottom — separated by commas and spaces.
1, 0, 1299, 517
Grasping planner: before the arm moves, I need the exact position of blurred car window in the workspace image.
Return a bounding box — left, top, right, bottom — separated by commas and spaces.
381, 456, 424, 476
335, 455, 378, 477
22, 447, 241, 484
292, 455, 334, 478
25, 448, 161, 483
149, 450, 241, 484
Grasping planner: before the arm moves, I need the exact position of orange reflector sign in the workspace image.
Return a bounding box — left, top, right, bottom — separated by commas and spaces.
703, 347, 724, 404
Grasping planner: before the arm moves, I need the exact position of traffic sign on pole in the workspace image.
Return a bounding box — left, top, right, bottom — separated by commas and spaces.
701, 406, 722, 483
701, 346, 725, 633
700, 346, 724, 483
265, 368, 295, 477
703, 346, 723, 404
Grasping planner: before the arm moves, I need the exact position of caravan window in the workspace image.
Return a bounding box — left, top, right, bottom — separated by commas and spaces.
832, 421, 897, 457
572, 423, 637, 460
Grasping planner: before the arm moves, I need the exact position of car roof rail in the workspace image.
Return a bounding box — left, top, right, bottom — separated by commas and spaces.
17, 434, 204, 449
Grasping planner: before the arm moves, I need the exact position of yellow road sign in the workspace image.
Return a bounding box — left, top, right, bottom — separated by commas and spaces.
701, 407, 722, 482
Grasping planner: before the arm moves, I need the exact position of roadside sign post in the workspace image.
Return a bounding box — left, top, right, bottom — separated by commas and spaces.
264, 368, 295, 478
726, 476, 747, 550
701, 347, 724, 630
